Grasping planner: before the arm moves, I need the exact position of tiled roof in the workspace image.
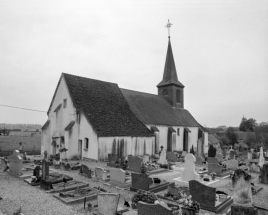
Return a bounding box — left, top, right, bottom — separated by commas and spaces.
62, 73, 154, 137
65, 121, 75, 131
120, 88, 200, 127
41, 120, 50, 130
208, 134, 220, 144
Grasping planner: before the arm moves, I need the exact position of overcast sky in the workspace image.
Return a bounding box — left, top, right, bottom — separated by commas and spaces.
0, 0, 267, 127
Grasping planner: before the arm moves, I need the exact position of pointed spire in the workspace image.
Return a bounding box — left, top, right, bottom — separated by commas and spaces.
157, 38, 184, 88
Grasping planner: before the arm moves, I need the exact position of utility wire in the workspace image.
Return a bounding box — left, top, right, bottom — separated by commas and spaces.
0, 104, 46, 113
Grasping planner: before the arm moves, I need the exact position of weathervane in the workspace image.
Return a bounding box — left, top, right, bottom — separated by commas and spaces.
165, 19, 173, 38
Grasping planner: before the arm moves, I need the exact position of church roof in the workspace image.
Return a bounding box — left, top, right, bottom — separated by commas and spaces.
60, 73, 154, 137
208, 134, 220, 144
120, 88, 200, 127
157, 40, 184, 88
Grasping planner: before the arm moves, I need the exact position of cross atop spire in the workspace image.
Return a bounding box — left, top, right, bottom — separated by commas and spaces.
165, 20, 173, 42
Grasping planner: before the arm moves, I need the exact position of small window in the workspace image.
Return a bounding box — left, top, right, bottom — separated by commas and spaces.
76, 111, 81, 124
177, 128, 180, 136
84, 138, 89, 150
63, 99, 67, 108
176, 90, 180, 103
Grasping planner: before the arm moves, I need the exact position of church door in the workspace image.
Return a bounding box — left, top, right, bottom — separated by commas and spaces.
78, 140, 82, 159
183, 129, 189, 152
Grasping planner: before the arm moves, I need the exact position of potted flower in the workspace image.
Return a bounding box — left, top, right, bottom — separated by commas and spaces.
179, 193, 200, 215
131, 190, 158, 209
211, 172, 216, 180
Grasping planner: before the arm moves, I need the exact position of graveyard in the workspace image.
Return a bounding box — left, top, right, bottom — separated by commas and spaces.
1, 147, 268, 215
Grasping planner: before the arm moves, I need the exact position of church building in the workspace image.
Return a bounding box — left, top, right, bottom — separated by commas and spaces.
41, 26, 208, 161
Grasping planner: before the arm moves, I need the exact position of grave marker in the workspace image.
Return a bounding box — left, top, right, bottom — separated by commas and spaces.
215, 153, 223, 162
229, 150, 235, 159
95, 167, 109, 181
260, 163, 268, 184
143, 154, 150, 163
107, 154, 118, 167
258, 147, 265, 168
98, 193, 120, 215
166, 152, 177, 163
227, 159, 239, 170
128, 155, 143, 172
8, 150, 22, 177
182, 153, 199, 182
195, 156, 204, 166
207, 157, 219, 164
109, 168, 131, 188
158, 149, 168, 165
42, 158, 49, 180
137, 201, 173, 215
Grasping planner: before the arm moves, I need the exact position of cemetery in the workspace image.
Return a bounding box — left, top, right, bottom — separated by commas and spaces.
1, 145, 268, 215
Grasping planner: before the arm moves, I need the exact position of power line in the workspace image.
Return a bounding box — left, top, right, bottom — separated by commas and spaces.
0, 104, 46, 113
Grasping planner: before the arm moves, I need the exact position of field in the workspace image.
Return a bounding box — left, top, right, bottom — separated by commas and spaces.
0, 136, 41, 157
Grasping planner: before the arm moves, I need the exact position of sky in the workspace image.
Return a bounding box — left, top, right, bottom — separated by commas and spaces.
0, 0, 267, 128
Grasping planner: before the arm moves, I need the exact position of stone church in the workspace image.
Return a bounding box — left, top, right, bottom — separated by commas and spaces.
41, 36, 208, 161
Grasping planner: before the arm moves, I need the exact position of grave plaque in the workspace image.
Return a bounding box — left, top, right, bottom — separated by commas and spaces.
128, 155, 143, 172
8, 150, 22, 177
107, 154, 118, 167
215, 154, 223, 162
98, 193, 120, 215
227, 159, 239, 170
137, 201, 173, 215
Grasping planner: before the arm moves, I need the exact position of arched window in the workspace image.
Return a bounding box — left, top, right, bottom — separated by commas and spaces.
176, 89, 180, 103
162, 89, 168, 96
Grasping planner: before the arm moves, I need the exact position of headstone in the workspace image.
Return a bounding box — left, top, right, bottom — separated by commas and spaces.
44, 150, 48, 159
0, 158, 8, 171
98, 193, 120, 215
215, 153, 223, 162
107, 154, 118, 167
181, 151, 187, 157
79, 164, 92, 178
227, 159, 239, 170
33, 166, 41, 178
207, 157, 220, 164
128, 155, 143, 172
8, 150, 22, 177
260, 163, 268, 184
95, 167, 108, 180
182, 153, 199, 182
143, 154, 150, 163
208, 163, 223, 176
166, 152, 177, 163
195, 156, 204, 166
247, 152, 252, 160
167, 182, 181, 197
110, 168, 125, 185
232, 169, 253, 206
42, 158, 49, 180
158, 149, 168, 165
137, 201, 173, 215
258, 147, 265, 168
229, 150, 235, 159
131, 173, 150, 191
231, 205, 257, 215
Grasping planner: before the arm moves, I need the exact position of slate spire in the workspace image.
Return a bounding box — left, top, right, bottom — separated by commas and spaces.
157, 38, 184, 88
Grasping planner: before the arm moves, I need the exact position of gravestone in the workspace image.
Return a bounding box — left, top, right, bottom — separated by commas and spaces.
247, 152, 252, 160
229, 150, 235, 159
207, 157, 220, 164
42, 158, 49, 180
227, 159, 239, 170
158, 149, 168, 165
137, 201, 173, 215
79, 164, 92, 178
189, 180, 233, 213
182, 153, 199, 182
0, 158, 8, 171
109, 168, 130, 188
98, 193, 120, 215
107, 154, 118, 167
208, 163, 224, 176
260, 163, 268, 184
95, 167, 109, 180
33, 166, 41, 178
128, 155, 143, 172
143, 154, 150, 163
8, 150, 22, 177
167, 182, 181, 197
231, 205, 257, 215
232, 169, 253, 206
258, 147, 265, 168
215, 154, 223, 162
166, 152, 177, 163
195, 156, 204, 166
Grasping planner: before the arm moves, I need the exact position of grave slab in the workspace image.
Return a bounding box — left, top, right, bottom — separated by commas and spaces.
137, 201, 173, 215
46, 180, 89, 193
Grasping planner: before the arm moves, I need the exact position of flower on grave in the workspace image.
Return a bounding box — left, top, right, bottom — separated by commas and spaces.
131, 190, 158, 205
179, 192, 200, 212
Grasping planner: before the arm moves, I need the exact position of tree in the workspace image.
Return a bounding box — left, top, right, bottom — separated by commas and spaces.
239, 116, 247, 132
225, 127, 238, 146
208, 144, 216, 157
190, 145, 195, 155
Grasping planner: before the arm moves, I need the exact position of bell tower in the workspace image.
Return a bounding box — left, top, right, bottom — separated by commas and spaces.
157, 20, 184, 108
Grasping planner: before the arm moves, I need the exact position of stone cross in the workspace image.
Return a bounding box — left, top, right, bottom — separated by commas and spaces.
158, 148, 167, 165
182, 153, 199, 182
